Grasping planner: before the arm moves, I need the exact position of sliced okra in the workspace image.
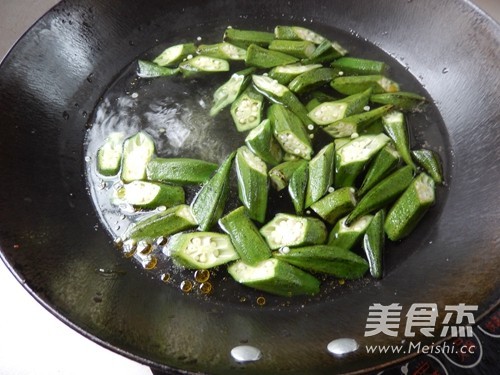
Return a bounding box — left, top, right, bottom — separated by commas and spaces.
223, 27, 274, 49
269, 159, 307, 191
358, 143, 401, 197
228, 258, 320, 296
235, 146, 269, 223
179, 56, 230, 78
275, 245, 368, 279
310, 187, 357, 225
384, 173, 435, 241
96, 132, 125, 176
305, 143, 335, 208
268, 63, 322, 85
152, 43, 197, 66
120, 132, 156, 183
219, 206, 272, 265
362, 210, 385, 279
268, 104, 313, 160
302, 39, 345, 64
197, 42, 246, 61
252, 74, 310, 125
166, 232, 239, 269
331, 75, 400, 95
323, 104, 393, 138
191, 151, 235, 231
346, 165, 414, 225
122, 204, 197, 241
282, 153, 303, 161
288, 68, 338, 95
260, 213, 327, 249
245, 119, 284, 166
334, 137, 351, 150
412, 149, 443, 184
230, 86, 264, 132
334, 133, 390, 187
288, 162, 308, 215
274, 26, 348, 55
307, 88, 372, 125
370, 91, 427, 112
137, 60, 179, 78
114, 181, 185, 209
305, 90, 338, 112
331, 57, 387, 75
327, 215, 373, 250
362, 118, 385, 135
245, 44, 299, 69
268, 39, 316, 59
210, 67, 255, 116
146, 158, 218, 185
382, 111, 416, 170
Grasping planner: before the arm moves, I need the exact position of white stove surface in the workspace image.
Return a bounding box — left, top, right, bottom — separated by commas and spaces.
0, 1, 498, 374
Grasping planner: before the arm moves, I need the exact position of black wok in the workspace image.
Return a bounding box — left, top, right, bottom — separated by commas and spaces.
0, 0, 499, 374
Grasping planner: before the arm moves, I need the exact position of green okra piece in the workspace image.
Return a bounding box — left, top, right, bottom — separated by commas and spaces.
268, 39, 316, 59
334, 138, 351, 150
384, 173, 435, 241
275, 245, 368, 279
120, 132, 156, 183
346, 165, 414, 225
334, 133, 390, 187
223, 27, 274, 49
197, 42, 246, 61
268, 63, 322, 85
310, 187, 357, 225
179, 56, 230, 78
370, 91, 427, 112
323, 104, 393, 138
245, 44, 299, 69
166, 232, 240, 269
268, 103, 313, 160
228, 258, 320, 296
245, 119, 284, 166
288, 162, 309, 215
282, 153, 303, 161
327, 215, 373, 250
191, 151, 236, 231
252, 74, 310, 125
362, 118, 385, 135
269, 159, 307, 191
382, 111, 416, 170
307, 88, 372, 125
362, 210, 385, 279
358, 143, 401, 196
146, 158, 218, 185
210, 67, 255, 116
274, 26, 348, 56
230, 86, 264, 132
331, 57, 388, 75
305, 143, 335, 208
331, 75, 400, 95
219, 206, 272, 265
153, 43, 197, 66
412, 149, 443, 184
96, 132, 125, 176
305, 91, 339, 112
137, 60, 179, 78
288, 67, 338, 95
114, 181, 185, 209
235, 146, 269, 223
302, 39, 345, 64
260, 213, 327, 249
122, 204, 197, 242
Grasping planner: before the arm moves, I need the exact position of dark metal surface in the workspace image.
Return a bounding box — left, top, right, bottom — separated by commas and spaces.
0, 0, 498, 374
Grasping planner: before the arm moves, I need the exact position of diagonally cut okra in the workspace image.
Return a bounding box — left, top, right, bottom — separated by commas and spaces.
382, 110, 416, 170
146, 158, 218, 185
362, 210, 385, 279
153, 43, 196, 66
179, 56, 230, 78
370, 91, 427, 112
191, 151, 235, 231
219, 206, 272, 265
223, 27, 274, 49
269, 63, 322, 85
269, 160, 308, 191
268, 39, 316, 59
288, 161, 309, 215
331, 57, 387, 76
245, 119, 284, 166
210, 67, 255, 116
121, 132, 156, 183
412, 149, 443, 184
305, 143, 335, 208
235, 146, 269, 223
310, 187, 357, 225
137, 60, 179, 78
331, 75, 399, 95
197, 42, 247, 61
245, 44, 299, 68
328, 215, 373, 250
288, 67, 338, 95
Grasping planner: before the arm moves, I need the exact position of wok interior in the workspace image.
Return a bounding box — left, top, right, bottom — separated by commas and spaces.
0, 0, 498, 374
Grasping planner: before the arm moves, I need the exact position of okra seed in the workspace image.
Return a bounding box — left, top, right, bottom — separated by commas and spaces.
281, 246, 290, 254
338, 71, 344, 76
309, 134, 314, 139
328, 187, 335, 193
307, 124, 314, 130
363, 106, 370, 111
